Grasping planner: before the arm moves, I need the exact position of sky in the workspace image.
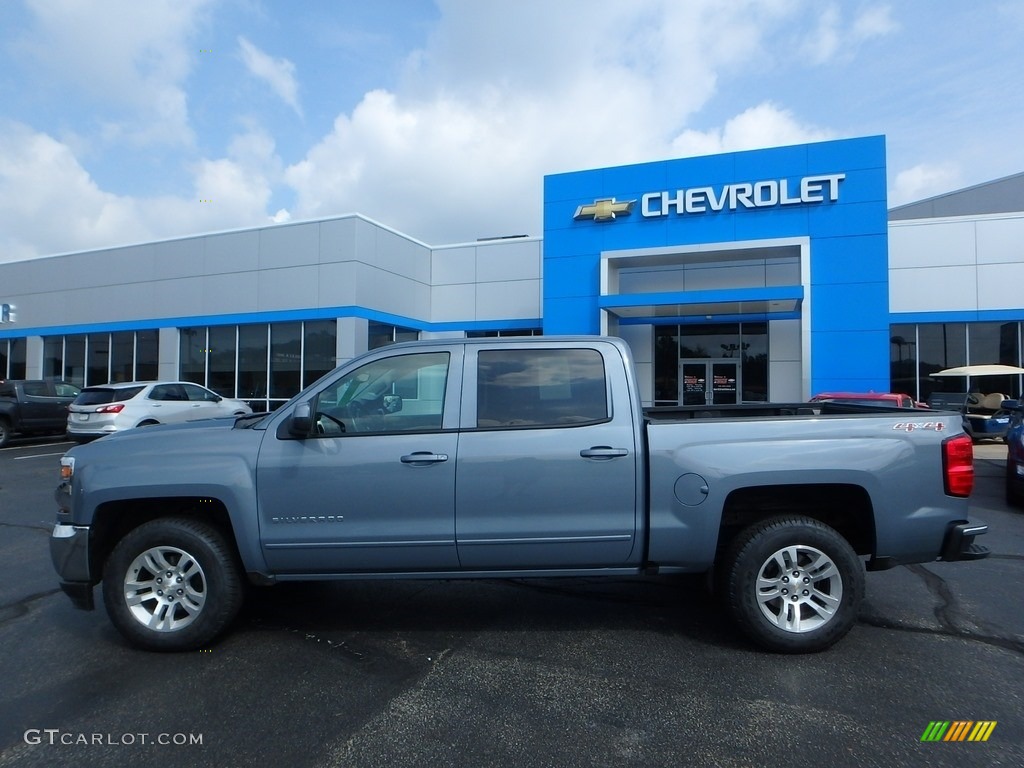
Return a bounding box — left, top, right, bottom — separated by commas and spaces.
1, 0, 1023, 263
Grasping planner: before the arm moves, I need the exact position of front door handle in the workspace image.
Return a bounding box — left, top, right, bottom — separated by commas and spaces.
401, 452, 449, 465
579, 446, 629, 460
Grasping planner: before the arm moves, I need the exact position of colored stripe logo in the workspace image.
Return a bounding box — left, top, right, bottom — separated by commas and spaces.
921, 721, 997, 742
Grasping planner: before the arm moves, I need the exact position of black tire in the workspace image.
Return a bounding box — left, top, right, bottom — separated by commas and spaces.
102, 517, 243, 652
0, 417, 10, 449
723, 516, 863, 653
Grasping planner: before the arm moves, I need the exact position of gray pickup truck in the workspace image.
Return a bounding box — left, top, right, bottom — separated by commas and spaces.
50, 337, 989, 653
0, 379, 80, 448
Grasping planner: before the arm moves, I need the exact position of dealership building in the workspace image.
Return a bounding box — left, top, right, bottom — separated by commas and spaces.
2, 134, 1024, 410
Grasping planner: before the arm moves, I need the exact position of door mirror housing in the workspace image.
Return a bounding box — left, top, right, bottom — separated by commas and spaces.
382, 394, 403, 414
288, 402, 313, 437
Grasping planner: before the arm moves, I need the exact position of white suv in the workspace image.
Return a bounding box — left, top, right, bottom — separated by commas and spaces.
67, 381, 253, 443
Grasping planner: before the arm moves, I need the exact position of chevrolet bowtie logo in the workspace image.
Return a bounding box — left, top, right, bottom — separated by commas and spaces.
573, 197, 636, 222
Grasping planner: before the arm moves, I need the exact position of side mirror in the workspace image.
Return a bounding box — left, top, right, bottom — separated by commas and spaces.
288, 402, 313, 437
382, 394, 403, 414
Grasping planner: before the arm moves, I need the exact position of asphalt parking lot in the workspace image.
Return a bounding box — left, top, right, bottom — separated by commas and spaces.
0, 436, 1021, 768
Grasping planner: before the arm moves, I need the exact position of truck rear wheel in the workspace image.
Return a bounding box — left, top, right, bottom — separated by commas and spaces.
723, 516, 863, 653
102, 517, 243, 652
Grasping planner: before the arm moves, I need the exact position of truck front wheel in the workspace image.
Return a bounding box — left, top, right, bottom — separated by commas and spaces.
102, 518, 243, 652
723, 516, 863, 653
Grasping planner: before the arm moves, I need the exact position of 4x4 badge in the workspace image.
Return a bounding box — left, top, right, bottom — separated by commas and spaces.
573, 197, 636, 222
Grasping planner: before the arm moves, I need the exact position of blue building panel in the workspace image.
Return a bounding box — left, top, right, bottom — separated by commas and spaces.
810, 282, 890, 333
543, 296, 602, 335
544, 256, 603, 299
811, 330, 892, 393
806, 135, 886, 172
543, 136, 891, 397
810, 235, 890, 285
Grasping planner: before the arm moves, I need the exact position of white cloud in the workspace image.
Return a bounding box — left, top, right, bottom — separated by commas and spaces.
16, 0, 212, 148
238, 36, 303, 117
801, 3, 898, 65
0, 122, 147, 262
852, 5, 899, 40
0, 122, 280, 262
670, 103, 833, 158
282, 0, 831, 243
890, 163, 961, 207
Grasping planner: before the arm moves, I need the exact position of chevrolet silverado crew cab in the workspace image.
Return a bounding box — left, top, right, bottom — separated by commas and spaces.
50, 337, 989, 653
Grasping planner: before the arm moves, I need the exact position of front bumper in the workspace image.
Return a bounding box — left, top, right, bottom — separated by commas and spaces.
939, 520, 991, 562
50, 523, 96, 611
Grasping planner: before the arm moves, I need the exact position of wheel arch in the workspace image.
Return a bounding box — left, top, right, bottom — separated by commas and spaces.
90, 497, 241, 581
718, 483, 875, 558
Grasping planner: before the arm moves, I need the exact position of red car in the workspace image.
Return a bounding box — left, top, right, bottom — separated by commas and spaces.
810, 392, 924, 408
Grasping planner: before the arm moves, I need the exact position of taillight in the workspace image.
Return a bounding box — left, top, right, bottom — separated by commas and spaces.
942, 434, 974, 497
96, 403, 125, 413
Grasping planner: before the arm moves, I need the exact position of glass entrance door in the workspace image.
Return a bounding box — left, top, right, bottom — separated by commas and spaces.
679, 360, 740, 405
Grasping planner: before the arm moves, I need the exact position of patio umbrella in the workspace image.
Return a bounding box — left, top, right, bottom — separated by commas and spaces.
932, 364, 1024, 377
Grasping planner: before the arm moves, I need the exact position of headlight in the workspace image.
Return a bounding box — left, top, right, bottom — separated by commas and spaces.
60, 455, 75, 482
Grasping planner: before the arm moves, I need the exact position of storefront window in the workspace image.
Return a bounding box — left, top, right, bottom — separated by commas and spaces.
270, 322, 302, 398
369, 322, 418, 350
88, 333, 110, 385
43, 337, 63, 379
653, 322, 766, 405
303, 320, 336, 387
740, 323, 768, 402
136, 330, 158, 380
179, 327, 206, 385
892, 322, 1024, 403
238, 324, 269, 403
207, 325, 237, 396
64, 335, 86, 387
110, 332, 134, 383
890, 325, 918, 399
654, 326, 679, 404
8, 338, 25, 379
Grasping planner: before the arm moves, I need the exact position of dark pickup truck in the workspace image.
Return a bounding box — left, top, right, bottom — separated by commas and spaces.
0, 379, 80, 448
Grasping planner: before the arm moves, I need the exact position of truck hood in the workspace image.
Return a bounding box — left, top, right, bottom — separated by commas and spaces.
65, 415, 265, 470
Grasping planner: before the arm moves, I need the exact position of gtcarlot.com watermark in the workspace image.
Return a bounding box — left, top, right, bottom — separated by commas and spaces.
24, 729, 203, 747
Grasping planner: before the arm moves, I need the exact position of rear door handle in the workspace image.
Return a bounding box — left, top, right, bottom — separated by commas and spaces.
579, 446, 629, 460
401, 452, 449, 465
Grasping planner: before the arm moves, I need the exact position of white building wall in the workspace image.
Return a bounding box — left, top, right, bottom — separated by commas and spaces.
889, 212, 1024, 314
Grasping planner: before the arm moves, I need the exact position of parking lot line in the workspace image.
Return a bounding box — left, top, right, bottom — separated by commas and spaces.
13, 452, 66, 460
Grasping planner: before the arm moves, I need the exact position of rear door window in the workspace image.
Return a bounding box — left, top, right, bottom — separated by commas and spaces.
476, 348, 608, 428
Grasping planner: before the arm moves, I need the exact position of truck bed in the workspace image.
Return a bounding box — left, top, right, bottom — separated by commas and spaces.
643, 401, 938, 421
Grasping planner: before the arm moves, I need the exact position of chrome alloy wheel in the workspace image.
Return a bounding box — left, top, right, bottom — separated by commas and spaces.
123, 546, 207, 632
755, 544, 843, 633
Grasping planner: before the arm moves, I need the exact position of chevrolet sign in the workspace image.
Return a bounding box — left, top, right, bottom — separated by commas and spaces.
642, 174, 845, 218
573, 198, 636, 222
573, 174, 846, 222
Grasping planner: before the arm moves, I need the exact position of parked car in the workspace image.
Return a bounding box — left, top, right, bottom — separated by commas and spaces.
0, 379, 80, 447
809, 391, 923, 408
1004, 401, 1024, 507
67, 381, 252, 443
